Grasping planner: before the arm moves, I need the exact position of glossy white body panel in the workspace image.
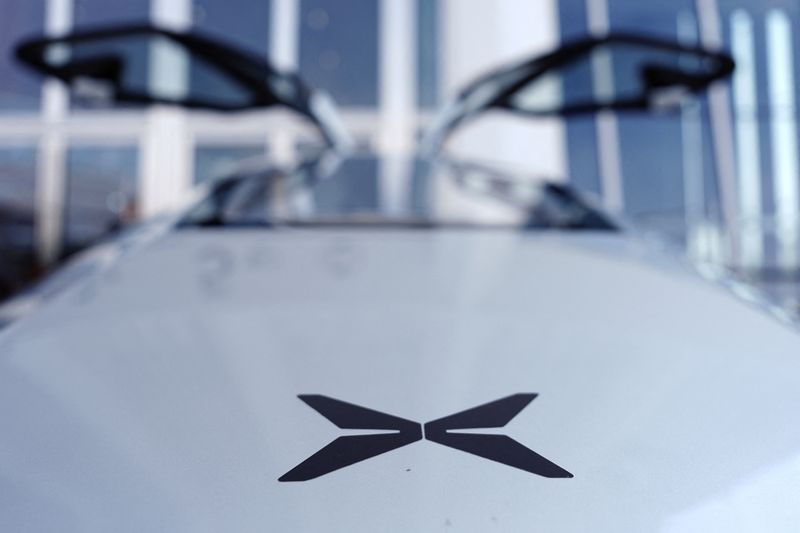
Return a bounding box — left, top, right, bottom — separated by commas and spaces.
1, 228, 799, 532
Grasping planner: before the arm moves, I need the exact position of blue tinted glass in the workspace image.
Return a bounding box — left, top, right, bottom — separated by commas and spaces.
193, 0, 271, 56
418, 0, 439, 109
558, 0, 590, 41
0, 146, 38, 300
299, 0, 378, 106
608, 0, 690, 37
312, 158, 379, 211
73, 0, 150, 26
194, 144, 266, 183
71, 36, 150, 95
717, 0, 800, 223
562, 116, 601, 195
0, 146, 36, 245
72, 0, 151, 110
557, 0, 601, 194
558, 0, 705, 227
608, 0, 696, 222
0, 2, 45, 111
65, 146, 138, 256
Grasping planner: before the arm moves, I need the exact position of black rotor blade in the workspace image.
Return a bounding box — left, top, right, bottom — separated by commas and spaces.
280, 395, 423, 482
279, 432, 422, 482
424, 394, 572, 478
424, 432, 572, 478
298, 394, 419, 431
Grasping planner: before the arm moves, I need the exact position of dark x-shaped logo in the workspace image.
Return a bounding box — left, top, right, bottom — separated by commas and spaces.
279, 393, 572, 481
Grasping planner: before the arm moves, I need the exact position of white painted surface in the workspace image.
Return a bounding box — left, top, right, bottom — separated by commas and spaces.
139, 0, 193, 217
36, 0, 73, 265
730, 10, 763, 267
378, 0, 416, 154
139, 107, 191, 217
441, 0, 566, 177
678, 12, 712, 263
270, 0, 301, 164
1, 225, 800, 532
270, 0, 300, 71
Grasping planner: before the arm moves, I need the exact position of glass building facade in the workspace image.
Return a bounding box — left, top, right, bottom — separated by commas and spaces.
1, 0, 799, 308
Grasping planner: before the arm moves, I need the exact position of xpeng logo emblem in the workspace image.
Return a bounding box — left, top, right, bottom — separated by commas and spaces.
279, 393, 572, 481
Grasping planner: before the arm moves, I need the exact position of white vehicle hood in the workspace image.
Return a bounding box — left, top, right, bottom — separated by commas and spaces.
1, 228, 800, 532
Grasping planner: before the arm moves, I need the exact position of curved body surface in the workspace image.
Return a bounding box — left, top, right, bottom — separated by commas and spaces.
2, 226, 799, 532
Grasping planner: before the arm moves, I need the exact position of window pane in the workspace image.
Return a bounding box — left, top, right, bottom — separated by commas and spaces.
417, 0, 440, 109
556, 1, 602, 195
312, 157, 378, 210
64, 146, 138, 256
0, 2, 44, 112
607, 0, 697, 225
0, 146, 37, 300
72, 0, 152, 111
73, 0, 151, 26
193, 0, 271, 56
194, 144, 266, 184
557, 0, 703, 228
299, 0, 378, 106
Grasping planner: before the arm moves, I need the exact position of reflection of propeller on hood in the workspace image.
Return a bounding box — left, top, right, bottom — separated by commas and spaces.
421, 33, 734, 155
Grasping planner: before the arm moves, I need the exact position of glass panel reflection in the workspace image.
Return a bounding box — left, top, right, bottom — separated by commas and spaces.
192, 0, 271, 56
299, 0, 378, 106
194, 144, 266, 184
0, 1, 44, 111
0, 146, 37, 300
64, 145, 138, 257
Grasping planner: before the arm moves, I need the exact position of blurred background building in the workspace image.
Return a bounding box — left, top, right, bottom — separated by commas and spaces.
1, 0, 799, 315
